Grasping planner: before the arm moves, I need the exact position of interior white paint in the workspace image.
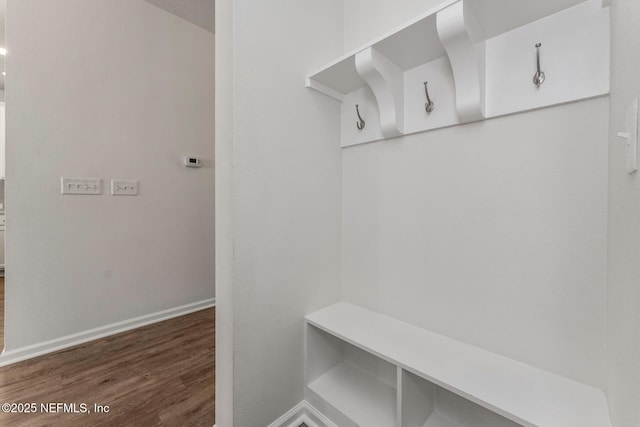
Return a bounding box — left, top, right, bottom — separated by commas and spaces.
0, 0, 5, 91
216, 0, 344, 425
144, 0, 215, 33
340, 2, 608, 390
0, 103, 4, 178
343, 0, 444, 52
341, 98, 608, 389
606, 0, 640, 426
465, 0, 592, 40
214, 0, 233, 424
4, 0, 214, 353
219, 1, 614, 425
342, 0, 591, 52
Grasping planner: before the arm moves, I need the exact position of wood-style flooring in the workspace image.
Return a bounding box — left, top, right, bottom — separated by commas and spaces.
0, 306, 214, 427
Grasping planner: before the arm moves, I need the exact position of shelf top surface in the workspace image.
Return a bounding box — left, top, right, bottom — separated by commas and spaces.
306, 0, 455, 94
306, 302, 611, 427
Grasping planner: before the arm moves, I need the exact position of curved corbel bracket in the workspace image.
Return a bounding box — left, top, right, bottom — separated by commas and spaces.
355, 47, 404, 138
437, 0, 484, 123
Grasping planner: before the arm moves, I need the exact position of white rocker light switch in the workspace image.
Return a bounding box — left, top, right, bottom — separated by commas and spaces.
617, 98, 638, 174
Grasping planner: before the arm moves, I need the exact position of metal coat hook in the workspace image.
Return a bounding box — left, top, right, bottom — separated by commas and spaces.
423, 81, 435, 113
533, 43, 545, 88
355, 104, 365, 130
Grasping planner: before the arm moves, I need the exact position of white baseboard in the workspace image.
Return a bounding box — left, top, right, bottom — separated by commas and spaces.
267, 400, 337, 427
0, 298, 215, 367
267, 401, 307, 427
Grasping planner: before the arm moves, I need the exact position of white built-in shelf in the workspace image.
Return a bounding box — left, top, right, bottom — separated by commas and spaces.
308, 362, 397, 427
305, 302, 611, 427
306, 0, 610, 147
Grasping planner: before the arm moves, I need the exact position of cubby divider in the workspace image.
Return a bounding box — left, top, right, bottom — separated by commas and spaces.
305, 325, 397, 427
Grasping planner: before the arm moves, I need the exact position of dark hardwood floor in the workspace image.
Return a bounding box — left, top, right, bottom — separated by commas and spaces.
0, 306, 214, 427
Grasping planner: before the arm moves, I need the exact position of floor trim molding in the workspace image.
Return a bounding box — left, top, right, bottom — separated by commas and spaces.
0, 298, 215, 367
267, 400, 337, 427
268, 401, 307, 427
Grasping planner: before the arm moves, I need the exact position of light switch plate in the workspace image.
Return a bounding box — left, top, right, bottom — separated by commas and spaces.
617, 99, 638, 174
111, 179, 139, 196
61, 177, 102, 195
625, 99, 638, 174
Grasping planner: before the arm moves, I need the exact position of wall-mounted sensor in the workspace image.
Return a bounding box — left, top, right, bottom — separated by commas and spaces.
185, 157, 202, 168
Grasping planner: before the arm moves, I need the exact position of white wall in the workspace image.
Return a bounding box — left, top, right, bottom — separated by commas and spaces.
216, 0, 344, 425
343, 0, 444, 51
221, 1, 614, 424
4, 0, 215, 352
341, 3, 609, 389
607, 0, 640, 425
215, 0, 234, 425
0, 103, 4, 179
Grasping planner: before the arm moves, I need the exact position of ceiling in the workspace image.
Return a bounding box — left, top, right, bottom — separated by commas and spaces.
144, 0, 215, 33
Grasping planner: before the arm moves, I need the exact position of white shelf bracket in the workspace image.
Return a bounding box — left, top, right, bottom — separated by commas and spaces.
436, 0, 484, 123
355, 47, 405, 138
